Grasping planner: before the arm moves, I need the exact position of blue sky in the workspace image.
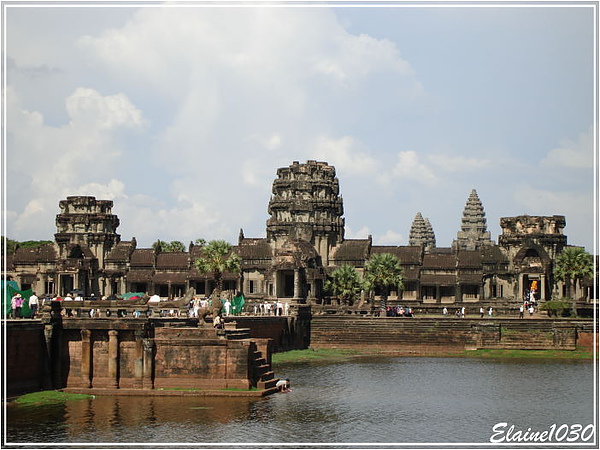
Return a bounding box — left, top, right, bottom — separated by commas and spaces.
4, 2, 596, 252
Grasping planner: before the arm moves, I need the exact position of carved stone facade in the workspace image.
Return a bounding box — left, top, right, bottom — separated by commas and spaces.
4, 162, 595, 305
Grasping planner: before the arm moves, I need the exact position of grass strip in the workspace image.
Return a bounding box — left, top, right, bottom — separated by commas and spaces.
14, 390, 94, 406
272, 347, 594, 364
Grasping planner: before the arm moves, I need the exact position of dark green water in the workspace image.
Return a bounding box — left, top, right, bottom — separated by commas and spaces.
5, 357, 596, 445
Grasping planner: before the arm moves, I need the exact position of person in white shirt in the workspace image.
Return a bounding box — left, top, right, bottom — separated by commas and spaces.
28, 293, 39, 318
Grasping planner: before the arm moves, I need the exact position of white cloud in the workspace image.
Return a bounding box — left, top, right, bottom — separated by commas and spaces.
376, 230, 404, 246
344, 225, 371, 240
66, 87, 146, 131
513, 185, 594, 251
391, 150, 437, 185
428, 154, 491, 172
310, 135, 379, 176
5, 86, 145, 240
541, 124, 594, 169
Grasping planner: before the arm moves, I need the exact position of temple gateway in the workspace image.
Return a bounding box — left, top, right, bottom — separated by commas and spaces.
5, 160, 594, 308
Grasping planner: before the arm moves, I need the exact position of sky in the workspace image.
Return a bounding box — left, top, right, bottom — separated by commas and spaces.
3, 2, 597, 253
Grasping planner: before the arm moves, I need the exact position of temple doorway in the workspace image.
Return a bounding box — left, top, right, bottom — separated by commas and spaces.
277, 270, 295, 298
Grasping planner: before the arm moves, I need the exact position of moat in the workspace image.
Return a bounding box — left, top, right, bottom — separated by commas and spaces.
6, 356, 595, 445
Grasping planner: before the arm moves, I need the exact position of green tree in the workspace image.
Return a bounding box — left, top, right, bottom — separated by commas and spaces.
364, 252, 404, 308
152, 240, 186, 252
325, 264, 364, 306
1, 236, 21, 255
553, 246, 593, 314
194, 240, 241, 295
166, 241, 186, 252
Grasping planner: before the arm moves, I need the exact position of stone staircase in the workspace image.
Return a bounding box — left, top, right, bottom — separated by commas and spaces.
252, 349, 278, 391
220, 320, 278, 392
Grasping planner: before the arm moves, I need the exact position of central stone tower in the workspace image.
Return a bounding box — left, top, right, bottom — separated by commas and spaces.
266, 160, 344, 265
452, 189, 493, 251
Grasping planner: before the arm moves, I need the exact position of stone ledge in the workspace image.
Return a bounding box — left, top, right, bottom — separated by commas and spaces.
61, 387, 278, 397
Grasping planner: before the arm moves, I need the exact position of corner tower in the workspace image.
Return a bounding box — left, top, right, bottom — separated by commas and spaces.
266, 160, 344, 265
409, 212, 436, 252
453, 189, 493, 251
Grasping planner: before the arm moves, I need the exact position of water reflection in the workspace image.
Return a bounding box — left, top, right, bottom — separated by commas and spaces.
6, 357, 595, 444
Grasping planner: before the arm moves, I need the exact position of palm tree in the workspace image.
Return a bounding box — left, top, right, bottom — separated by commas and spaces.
194, 240, 241, 296
553, 246, 593, 315
325, 264, 364, 306
364, 252, 404, 308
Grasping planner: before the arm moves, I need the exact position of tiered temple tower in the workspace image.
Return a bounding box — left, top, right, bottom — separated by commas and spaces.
54, 196, 121, 267
266, 160, 344, 265
452, 189, 493, 251
408, 212, 436, 251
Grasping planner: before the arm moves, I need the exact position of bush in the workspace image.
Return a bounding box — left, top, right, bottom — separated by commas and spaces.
539, 300, 571, 317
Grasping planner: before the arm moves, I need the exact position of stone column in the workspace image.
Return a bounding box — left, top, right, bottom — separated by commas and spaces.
81, 329, 92, 388
134, 330, 145, 388
43, 324, 54, 390
108, 330, 119, 389
518, 273, 524, 301
293, 269, 301, 299
142, 338, 154, 389
540, 274, 546, 301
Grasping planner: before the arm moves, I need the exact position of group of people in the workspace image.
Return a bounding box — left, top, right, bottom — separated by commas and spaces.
441, 306, 494, 318
519, 302, 536, 319
9, 292, 40, 319
384, 306, 414, 317
252, 301, 290, 316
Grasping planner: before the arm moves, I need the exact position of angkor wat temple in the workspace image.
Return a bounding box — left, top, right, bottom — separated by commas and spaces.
4, 160, 594, 307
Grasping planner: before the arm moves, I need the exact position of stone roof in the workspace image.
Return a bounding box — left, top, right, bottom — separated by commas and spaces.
371, 246, 423, 265
402, 267, 420, 281
127, 269, 154, 282
130, 249, 155, 267
12, 244, 57, 263
332, 240, 370, 262
420, 274, 456, 285
236, 238, 272, 259
156, 252, 190, 269
105, 241, 134, 262
456, 250, 482, 268
457, 273, 483, 284
153, 271, 188, 284
422, 253, 456, 269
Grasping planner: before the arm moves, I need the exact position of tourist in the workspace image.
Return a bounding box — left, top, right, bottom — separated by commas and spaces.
213, 314, 223, 329
10, 293, 21, 319
519, 305, 524, 319
488, 306, 493, 317
74, 293, 83, 301
460, 306, 465, 318
63, 293, 74, 316
276, 378, 291, 392
528, 305, 534, 317
480, 306, 485, 318
223, 298, 231, 316
442, 306, 448, 316
28, 293, 39, 318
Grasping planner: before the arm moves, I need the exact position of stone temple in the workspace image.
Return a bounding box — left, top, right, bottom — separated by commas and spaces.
4, 160, 595, 308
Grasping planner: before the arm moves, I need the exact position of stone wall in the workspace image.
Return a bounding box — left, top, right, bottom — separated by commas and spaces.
4, 321, 49, 397
309, 316, 595, 353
